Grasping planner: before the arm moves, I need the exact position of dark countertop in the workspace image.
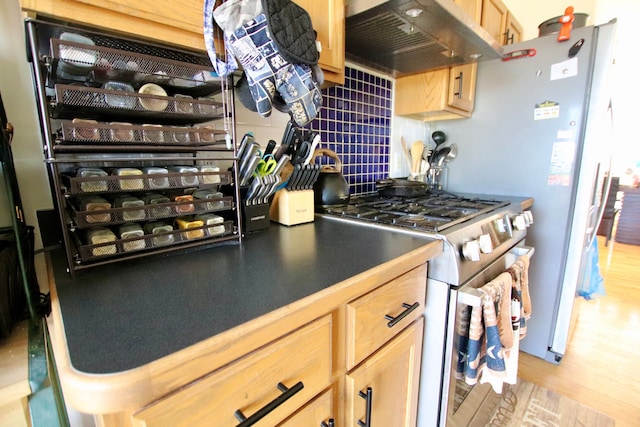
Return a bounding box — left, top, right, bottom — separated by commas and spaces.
50, 217, 437, 375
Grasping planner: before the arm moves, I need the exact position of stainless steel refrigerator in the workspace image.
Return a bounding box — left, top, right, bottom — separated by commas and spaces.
439, 20, 617, 363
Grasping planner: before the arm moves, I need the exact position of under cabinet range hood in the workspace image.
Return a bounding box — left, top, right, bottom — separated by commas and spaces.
345, 0, 504, 76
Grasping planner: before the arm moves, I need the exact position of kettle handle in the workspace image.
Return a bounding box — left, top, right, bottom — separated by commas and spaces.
310, 148, 342, 172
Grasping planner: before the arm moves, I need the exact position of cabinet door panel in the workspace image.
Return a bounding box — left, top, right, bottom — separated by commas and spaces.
132, 316, 332, 427
346, 319, 424, 427
293, 0, 345, 83
505, 13, 523, 45
278, 388, 334, 427
75, 0, 204, 34
448, 63, 477, 112
346, 264, 426, 370
481, 0, 508, 44
454, 0, 481, 24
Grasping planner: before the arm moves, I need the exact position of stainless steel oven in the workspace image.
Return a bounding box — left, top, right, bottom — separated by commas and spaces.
441, 244, 534, 427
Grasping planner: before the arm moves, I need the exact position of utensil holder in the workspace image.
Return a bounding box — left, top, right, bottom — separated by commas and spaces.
427, 166, 448, 191
269, 189, 314, 226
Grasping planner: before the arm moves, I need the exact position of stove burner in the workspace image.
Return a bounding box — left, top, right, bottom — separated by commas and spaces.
321, 192, 510, 232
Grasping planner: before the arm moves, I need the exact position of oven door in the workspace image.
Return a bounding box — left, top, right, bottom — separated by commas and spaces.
442, 244, 534, 427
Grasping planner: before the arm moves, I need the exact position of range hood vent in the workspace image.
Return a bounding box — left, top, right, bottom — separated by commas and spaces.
345, 0, 504, 77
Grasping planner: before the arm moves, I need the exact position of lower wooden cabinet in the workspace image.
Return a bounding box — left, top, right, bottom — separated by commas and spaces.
345, 318, 424, 427
131, 316, 332, 427
278, 388, 335, 427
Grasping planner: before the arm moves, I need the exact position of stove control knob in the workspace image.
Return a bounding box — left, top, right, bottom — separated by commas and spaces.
514, 214, 527, 230
462, 240, 481, 262
524, 210, 534, 226
497, 215, 513, 236
478, 234, 493, 254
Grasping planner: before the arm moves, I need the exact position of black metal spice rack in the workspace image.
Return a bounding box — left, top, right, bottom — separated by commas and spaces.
26, 19, 243, 275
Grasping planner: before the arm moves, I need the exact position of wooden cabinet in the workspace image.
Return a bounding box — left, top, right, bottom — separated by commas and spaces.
346, 264, 426, 369
279, 389, 334, 427
345, 319, 424, 427
294, 0, 345, 85
454, 0, 482, 23
20, 0, 345, 85
481, 0, 522, 45
395, 63, 477, 121
132, 316, 332, 427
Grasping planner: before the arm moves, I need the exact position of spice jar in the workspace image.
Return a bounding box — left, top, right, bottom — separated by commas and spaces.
77, 196, 112, 224
118, 223, 145, 252
86, 227, 117, 256
194, 213, 225, 236
198, 165, 221, 185
112, 194, 145, 221
176, 217, 205, 240
141, 193, 171, 218
193, 189, 224, 212
76, 167, 108, 192
113, 168, 144, 191
142, 167, 169, 189
169, 166, 199, 187
144, 221, 174, 246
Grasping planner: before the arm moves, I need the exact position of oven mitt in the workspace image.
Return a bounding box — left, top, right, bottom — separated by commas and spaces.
261, 0, 319, 66
212, 0, 322, 126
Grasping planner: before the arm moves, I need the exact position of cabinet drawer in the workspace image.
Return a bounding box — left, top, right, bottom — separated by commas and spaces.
132, 315, 332, 427
278, 388, 334, 427
346, 264, 427, 369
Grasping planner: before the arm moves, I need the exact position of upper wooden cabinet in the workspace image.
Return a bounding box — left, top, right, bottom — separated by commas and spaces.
454, 0, 482, 23
20, 0, 345, 85
294, 0, 345, 85
395, 63, 477, 121
481, 0, 522, 45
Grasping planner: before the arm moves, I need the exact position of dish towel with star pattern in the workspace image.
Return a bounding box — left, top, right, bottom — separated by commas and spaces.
464, 272, 517, 393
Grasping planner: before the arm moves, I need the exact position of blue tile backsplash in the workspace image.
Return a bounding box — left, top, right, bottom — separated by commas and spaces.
308, 66, 392, 195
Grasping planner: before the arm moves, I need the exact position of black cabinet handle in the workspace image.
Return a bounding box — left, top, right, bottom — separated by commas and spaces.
453, 72, 463, 99
321, 419, 335, 427
234, 381, 304, 427
385, 302, 420, 328
503, 29, 514, 44
357, 387, 373, 427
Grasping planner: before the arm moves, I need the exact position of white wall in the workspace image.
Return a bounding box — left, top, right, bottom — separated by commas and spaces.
0, 0, 53, 244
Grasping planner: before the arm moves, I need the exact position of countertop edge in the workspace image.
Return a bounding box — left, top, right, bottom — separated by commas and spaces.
48, 239, 442, 414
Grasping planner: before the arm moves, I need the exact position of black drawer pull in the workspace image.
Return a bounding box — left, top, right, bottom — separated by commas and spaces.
321, 419, 335, 427
384, 302, 420, 328
234, 381, 304, 427
357, 387, 373, 427
453, 72, 464, 99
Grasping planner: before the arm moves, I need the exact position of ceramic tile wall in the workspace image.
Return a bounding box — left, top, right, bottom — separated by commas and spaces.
308, 66, 393, 195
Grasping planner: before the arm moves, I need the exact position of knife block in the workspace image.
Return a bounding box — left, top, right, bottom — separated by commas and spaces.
269, 189, 314, 226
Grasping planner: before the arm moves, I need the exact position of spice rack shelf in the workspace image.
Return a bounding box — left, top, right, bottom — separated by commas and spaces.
26, 19, 242, 275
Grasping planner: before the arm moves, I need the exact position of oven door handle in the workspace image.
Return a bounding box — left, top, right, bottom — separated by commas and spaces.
459, 245, 535, 308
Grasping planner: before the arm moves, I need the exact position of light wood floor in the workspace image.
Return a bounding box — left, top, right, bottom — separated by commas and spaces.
518, 235, 640, 427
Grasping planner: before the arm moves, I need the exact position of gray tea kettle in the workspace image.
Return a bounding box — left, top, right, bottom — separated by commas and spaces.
311, 148, 350, 210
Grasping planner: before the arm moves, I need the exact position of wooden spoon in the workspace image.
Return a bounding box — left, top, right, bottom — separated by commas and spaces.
410, 141, 424, 174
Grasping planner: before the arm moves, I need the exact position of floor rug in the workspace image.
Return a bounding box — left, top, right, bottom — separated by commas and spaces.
487, 379, 615, 426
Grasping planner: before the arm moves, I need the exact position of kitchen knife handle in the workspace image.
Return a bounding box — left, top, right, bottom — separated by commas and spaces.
384, 302, 420, 328
234, 381, 304, 427
357, 387, 373, 427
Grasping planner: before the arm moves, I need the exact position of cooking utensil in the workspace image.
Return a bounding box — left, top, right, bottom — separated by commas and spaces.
444, 143, 458, 163
410, 141, 424, 174
376, 178, 428, 197
432, 130, 447, 147
303, 133, 321, 165
311, 149, 350, 209
435, 146, 452, 167
400, 136, 413, 172
255, 154, 277, 177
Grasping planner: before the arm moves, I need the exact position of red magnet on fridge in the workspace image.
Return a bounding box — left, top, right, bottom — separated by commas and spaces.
558, 6, 575, 42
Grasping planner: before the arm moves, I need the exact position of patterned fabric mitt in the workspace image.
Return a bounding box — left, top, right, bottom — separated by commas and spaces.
208, 0, 322, 126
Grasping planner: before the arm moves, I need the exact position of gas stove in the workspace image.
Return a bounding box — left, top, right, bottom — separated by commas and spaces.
321, 192, 510, 233
319, 191, 530, 287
